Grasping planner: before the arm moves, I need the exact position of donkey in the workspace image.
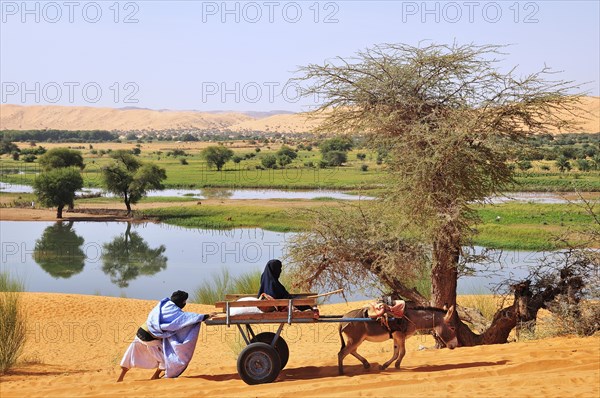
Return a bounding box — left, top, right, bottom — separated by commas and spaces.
337, 305, 458, 375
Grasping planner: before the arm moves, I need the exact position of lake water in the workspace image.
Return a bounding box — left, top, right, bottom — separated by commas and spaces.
1, 221, 542, 302
2, 182, 590, 203
0, 183, 367, 201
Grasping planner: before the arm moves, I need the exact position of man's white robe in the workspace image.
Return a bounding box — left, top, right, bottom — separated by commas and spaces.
120, 298, 205, 378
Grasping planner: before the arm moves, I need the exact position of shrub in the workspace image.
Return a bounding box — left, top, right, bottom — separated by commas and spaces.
261, 154, 277, 169
193, 269, 262, 304
0, 272, 26, 374
180, 158, 188, 165
322, 150, 347, 166
361, 164, 368, 172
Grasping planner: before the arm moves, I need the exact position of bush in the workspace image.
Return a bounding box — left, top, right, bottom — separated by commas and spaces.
261, 154, 277, 169
193, 269, 263, 304
322, 150, 347, 166
360, 164, 368, 172
356, 153, 366, 160
576, 159, 591, 172
180, 158, 188, 165
23, 154, 36, 163
517, 160, 532, 171
0, 272, 26, 374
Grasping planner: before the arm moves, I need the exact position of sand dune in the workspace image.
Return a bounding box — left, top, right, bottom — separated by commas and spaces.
0, 105, 254, 132
227, 112, 324, 133
0, 293, 598, 397
1, 96, 598, 134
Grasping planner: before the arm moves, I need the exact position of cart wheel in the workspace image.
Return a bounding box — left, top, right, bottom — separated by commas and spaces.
250, 332, 290, 370
237, 342, 282, 385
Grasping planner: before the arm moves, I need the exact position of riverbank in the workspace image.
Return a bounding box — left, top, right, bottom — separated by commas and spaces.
0, 293, 598, 398
0, 199, 597, 250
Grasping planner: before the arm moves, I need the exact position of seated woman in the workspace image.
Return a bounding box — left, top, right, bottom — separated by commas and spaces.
257, 259, 312, 311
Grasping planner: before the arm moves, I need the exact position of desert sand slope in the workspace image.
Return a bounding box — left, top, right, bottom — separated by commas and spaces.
1, 97, 598, 134
0, 105, 253, 131
0, 293, 598, 398
549, 96, 600, 133
227, 112, 324, 133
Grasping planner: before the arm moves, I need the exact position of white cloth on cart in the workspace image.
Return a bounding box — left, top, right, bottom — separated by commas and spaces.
229, 297, 264, 315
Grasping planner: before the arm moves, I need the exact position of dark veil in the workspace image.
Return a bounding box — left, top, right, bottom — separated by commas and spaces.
257, 259, 291, 299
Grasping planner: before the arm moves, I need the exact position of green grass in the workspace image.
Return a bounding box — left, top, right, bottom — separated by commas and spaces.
193, 269, 263, 304
143, 201, 598, 250
142, 205, 311, 232
473, 202, 595, 250
0, 271, 26, 374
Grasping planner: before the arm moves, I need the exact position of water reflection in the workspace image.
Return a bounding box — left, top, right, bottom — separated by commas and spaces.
101, 222, 167, 287
33, 221, 85, 278
200, 188, 234, 199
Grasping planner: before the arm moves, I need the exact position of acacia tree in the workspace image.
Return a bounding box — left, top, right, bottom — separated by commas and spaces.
38, 148, 84, 171
33, 168, 83, 218
101, 151, 166, 215
290, 43, 583, 345
201, 146, 234, 171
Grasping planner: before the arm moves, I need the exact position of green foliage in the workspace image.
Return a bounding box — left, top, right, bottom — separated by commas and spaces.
0, 271, 26, 374
33, 168, 84, 217
0, 140, 19, 155
38, 148, 84, 171
261, 154, 277, 169
180, 133, 198, 142
517, 160, 532, 171
556, 156, 572, 173
319, 136, 353, 153
193, 269, 263, 304
33, 222, 86, 278
322, 150, 347, 166
275, 146, 298, 168
101, 151, 166, 212
201, 146, 234, 171
276, 145, 298, 160
576, 159, 591, 172
2, 129, 117, 143
167, 149, 187, 157
101, 223, 167, 288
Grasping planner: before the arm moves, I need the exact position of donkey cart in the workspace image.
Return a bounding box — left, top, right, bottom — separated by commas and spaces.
205, 294, 381, 385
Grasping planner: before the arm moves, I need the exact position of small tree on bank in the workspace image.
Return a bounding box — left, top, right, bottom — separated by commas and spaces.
38, 148, 84, 171
201, 146, 234, 171
101, 151, 166, 215
33, 168, 83, 218
292, 42, 583, 346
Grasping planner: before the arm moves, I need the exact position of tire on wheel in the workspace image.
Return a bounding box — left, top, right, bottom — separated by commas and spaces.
250, 332, 290, 370
237, 342, 282, 385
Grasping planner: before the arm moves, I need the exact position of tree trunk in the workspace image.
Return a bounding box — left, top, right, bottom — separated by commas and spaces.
57, 205, 64, 218
430, 236, 460, 308
124, 193, 132, 216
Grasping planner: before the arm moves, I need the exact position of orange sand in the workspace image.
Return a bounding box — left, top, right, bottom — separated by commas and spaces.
0, 293, 598, 397
2, 96, 598, 134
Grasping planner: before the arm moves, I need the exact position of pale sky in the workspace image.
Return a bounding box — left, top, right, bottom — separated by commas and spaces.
1, 0, 599, 112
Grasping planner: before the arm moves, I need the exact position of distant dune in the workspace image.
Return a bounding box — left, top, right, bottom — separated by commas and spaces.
0, 104, 254, 132
1, 96, 598, 134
